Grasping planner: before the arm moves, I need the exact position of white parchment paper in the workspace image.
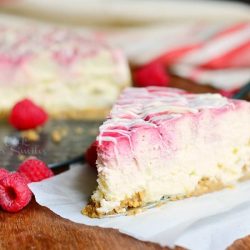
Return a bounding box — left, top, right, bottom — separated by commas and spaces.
29, 164, 250, 250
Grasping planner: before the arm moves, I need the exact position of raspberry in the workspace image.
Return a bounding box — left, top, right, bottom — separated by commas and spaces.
17, 158, 54, 182
18, 172, 32, 184
0, 168, 9, 180
85, 141, 98, 168
133, 63, 170, 87
9, 99, 48, 130
0, 173, 32, 212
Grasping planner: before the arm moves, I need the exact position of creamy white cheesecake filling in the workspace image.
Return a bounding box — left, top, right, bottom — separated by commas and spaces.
91, 92, 250, 214
0, 22, 131, 117
0, 50, 131, 116
94, 142, 250, 214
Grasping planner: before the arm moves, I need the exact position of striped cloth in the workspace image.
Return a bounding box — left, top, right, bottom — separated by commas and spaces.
106, 22, 250, 96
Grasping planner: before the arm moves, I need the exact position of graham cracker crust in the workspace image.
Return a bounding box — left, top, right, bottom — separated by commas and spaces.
0, 107, 110, 120
82, 192, 145, 218
82, 177, 240, 218
49, 108, 110, 120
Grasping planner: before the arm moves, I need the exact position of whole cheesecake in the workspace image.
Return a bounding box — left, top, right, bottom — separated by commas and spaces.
83, 87, 250, 217
0, 21, 131, 119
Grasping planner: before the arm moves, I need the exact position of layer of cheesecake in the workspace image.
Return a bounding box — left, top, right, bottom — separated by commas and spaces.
0, 22, 131, 119
83, 87, 250, 217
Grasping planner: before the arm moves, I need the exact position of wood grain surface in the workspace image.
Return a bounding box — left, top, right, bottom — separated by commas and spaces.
1, 76, 250, 250
1, 198, 250, 250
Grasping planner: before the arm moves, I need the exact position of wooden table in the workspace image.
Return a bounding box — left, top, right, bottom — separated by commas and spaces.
1, 198, 250, 250
1, 76, 250, 249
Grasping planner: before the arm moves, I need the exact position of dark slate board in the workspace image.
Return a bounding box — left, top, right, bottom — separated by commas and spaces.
0, 120, 102, 171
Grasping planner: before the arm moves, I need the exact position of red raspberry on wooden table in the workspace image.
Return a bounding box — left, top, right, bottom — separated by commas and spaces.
9, 99, 48, 130
17, 157, 54, 182
0, 173, 32, 212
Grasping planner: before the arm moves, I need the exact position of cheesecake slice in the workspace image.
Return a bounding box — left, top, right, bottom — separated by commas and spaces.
0, 21, 130, 119
83, 87, 250, 217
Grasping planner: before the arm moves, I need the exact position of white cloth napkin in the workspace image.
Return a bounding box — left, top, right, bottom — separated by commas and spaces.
0, 13, 249, 95
105, 22, 250, 94
2, 0, 250, 24
29, 164, 250, 250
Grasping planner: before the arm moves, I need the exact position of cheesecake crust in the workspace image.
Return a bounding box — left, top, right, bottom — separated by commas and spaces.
82, 176, 241, 218
82, 191, 145, 218
48, 107, 110, 120
0, 107, 110, 120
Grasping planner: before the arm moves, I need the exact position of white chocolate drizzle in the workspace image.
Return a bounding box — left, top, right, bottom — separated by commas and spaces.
98, 87, 231, 145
